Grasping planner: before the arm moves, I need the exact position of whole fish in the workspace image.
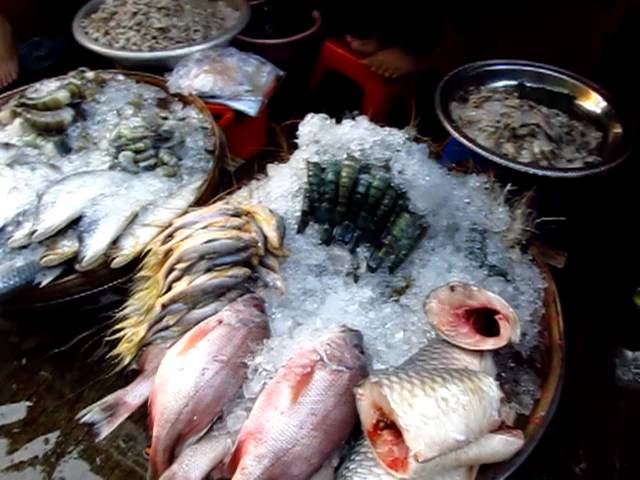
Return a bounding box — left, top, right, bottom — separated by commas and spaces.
75, 194, 149, 271
159, 431, 232, 480
423, 282, 521, 351
148, 294, 269, 479
76, 342, 170, 441
110, 183, 203, 268
355, 367, 503, 477
228, 326, 367, 480
30, 170, 137, 243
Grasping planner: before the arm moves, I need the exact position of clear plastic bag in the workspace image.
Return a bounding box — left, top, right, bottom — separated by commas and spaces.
167, 47, 283, 116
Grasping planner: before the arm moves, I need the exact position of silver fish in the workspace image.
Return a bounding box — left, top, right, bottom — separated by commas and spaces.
75, 193, 150, 271
148, 294, 269, 479
228, 326, 367, 480
423, 282, 521, 351
355, 367, 504, 477
110, 183, 203, 268
0, 161, 60, 230
30, 171, 137, 243
0, 241, 63, 298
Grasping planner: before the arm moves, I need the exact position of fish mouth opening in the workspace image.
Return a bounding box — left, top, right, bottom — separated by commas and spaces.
367, 406, 410, 475
465, 307, 501, 338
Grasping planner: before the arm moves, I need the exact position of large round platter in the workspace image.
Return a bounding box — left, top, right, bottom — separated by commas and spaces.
0, 70, 224, 308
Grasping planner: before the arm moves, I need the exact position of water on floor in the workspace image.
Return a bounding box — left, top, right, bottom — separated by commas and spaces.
0, 294, 146, 480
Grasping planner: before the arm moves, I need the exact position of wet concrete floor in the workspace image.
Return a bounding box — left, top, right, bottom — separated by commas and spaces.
0, 292, 147, 480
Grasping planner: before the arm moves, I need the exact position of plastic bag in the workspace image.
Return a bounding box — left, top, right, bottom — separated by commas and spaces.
167, 47, 283, 116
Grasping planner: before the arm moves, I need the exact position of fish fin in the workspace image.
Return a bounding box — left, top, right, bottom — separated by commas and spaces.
290, 364, 317, 404
76, 383, 148, 441
35, 265, 64, 287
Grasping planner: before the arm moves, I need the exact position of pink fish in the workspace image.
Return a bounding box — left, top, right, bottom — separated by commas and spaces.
148, 294, 269, 479
423, 281, 521, 350
228, 326, 368, 480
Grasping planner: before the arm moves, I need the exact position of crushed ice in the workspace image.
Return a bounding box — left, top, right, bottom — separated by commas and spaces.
227, 114, 547, 430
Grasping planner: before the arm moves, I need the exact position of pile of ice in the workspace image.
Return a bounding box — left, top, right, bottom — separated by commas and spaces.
231, 114, 547, 421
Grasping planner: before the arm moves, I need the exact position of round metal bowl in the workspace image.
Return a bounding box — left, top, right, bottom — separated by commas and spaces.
72, 0, 250, 70
436, 60, 632, 178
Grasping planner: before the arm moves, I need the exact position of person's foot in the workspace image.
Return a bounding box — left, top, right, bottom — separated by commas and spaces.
0, 19, 18, 89
345, 35, 383, 56
362, 47, 417, 78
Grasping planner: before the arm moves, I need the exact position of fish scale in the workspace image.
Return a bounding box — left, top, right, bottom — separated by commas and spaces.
229, 327, 367, 480
356, 367, 503, 475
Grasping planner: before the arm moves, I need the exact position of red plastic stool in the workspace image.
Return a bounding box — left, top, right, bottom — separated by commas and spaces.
309, 38, 416, 123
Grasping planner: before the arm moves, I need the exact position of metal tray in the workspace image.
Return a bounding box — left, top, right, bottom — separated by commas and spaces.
436, 60, 631, 178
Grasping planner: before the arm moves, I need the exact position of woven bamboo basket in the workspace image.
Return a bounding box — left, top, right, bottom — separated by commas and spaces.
0, 70, 226, 307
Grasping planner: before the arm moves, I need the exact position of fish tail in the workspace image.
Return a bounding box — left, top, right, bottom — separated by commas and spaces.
75, 376, 152, 441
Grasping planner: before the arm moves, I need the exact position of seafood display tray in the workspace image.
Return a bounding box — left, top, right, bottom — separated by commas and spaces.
436, 60, 631, 178
478, 257, 564, 479
0, 71, 225, 308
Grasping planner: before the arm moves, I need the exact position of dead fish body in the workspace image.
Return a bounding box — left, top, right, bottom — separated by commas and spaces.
76, 342, 170, 441
30, 170, 137, 243
402, 338, 496, 376
148, 294, 269, 479
75, 196, 145, 271
228, 326, 367, 480
0, 241, 63, 298
159, 431, 232, 480
110, 184, 203, 268
355, 367, 503, 477
423, 282, 521, 351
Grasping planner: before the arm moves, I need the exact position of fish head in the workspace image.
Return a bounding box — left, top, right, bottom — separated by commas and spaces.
316, 326, 367, 372
231, 293, 267, 315
423, 282, 521, 351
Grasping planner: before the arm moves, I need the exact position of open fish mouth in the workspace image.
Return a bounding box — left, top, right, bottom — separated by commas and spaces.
356, 383, 411, 476
423, 281, 521, 350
